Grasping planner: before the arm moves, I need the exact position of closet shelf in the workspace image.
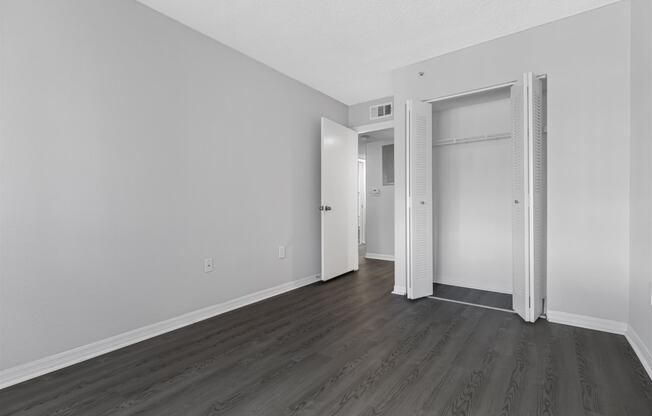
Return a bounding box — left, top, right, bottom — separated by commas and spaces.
433, 132, 511, 147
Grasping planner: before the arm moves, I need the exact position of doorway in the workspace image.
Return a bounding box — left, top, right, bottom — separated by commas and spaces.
357, 128, 395, 263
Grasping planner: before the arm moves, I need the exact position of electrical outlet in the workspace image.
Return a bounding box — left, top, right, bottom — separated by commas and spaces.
278, 246, 286, 259
204, 258, 214, 273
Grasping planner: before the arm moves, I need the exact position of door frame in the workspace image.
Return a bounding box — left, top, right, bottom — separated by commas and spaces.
353, 119, 395, 262
357, 158, 366, 245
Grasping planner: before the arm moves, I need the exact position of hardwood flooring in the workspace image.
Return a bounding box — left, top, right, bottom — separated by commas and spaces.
1, 259, 651, 415
432, 282, 513, 310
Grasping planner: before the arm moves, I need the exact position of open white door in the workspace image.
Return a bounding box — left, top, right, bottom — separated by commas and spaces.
511, 73, 546, 322
321, 118, 359, 281
406, 100, 433, 299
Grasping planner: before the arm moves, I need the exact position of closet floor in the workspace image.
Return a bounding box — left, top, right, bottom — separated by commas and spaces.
432, 283, 513, 310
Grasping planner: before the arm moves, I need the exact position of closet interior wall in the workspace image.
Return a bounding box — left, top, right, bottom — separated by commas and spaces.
432, 88, 513, 294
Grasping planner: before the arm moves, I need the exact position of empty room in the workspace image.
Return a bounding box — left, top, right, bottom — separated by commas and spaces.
1, 1, 651, 415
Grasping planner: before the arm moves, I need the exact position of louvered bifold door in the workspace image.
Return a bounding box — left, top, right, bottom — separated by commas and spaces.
511, 79, 530, 321
407, 100, 433, 299
529, 74, 546, 321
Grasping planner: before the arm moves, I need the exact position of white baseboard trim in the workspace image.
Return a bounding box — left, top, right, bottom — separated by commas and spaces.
365, 253, 395, 261
392, 285, 406, 296
433, 277, 511, 295
625, 325, 652, 381
546, 310, 628, 334
546, 311, 651, 380
0, 274, 320, 389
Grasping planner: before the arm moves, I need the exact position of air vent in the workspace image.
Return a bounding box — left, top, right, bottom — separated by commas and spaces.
369, 102, 392, 120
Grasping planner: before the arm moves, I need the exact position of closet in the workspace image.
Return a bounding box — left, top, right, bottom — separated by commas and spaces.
432, 87, 513, 298
406, 73, 547, 323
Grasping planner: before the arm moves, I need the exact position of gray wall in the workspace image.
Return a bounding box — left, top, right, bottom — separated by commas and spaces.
392, 2, 631, 323
349, 97, 394, 128
628, 0, 652, 363
364, 140, 395, 258
0, 0, 347, 370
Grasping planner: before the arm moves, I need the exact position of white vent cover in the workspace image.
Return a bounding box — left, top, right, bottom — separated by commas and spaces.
370, 102, 392, 120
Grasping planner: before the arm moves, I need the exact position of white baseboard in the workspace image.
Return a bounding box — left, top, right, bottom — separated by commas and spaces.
0, 274, 320, 389
546, 310, 628, 334
365, 253, 395, 261
433, 276, 511, 295
625, 325, 652, 381
546, 311, 652, 380
392, 285, 406, 295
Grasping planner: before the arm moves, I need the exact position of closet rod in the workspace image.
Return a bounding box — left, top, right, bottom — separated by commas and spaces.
433, 132, 511, 147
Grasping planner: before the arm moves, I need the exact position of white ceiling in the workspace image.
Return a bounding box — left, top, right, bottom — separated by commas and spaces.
137, 0, 617, 105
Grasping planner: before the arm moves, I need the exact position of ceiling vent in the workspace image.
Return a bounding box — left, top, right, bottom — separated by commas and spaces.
369, 102, 392, 120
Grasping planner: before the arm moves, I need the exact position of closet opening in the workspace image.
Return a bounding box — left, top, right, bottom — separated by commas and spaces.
431, 86, 515, 311
405, 73, 547, 322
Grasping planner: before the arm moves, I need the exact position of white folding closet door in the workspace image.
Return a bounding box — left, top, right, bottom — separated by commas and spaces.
511, 73, 546, 322
511, 79, 529, 321
529, 74, 546, 320
406, 100, 433, 299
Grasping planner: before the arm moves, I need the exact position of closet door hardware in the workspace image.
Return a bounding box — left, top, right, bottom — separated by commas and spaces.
319, 205, 332, 211
514, 200, 520, 204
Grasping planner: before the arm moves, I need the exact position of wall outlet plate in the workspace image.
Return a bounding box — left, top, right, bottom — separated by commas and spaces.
204, 258, 214, 273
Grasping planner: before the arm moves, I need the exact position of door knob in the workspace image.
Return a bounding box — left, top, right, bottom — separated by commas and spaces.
514, 200, 519, 204
324, 206, 332, 211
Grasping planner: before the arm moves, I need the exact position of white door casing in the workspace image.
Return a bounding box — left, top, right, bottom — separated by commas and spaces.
321, 118, 359, 281
358, 159, 366, 245
406, 100, 433, 299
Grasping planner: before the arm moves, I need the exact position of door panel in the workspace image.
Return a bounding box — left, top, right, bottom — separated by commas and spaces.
529, 74, 546, 320
407, 100, 433, 299
512, 73, 547, 322
321, 118, 359, 281
511, 79, 529, 321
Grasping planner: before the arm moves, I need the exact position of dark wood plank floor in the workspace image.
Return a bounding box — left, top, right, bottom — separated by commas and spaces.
1, 259, 651, 416
433, 282, 513, 310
